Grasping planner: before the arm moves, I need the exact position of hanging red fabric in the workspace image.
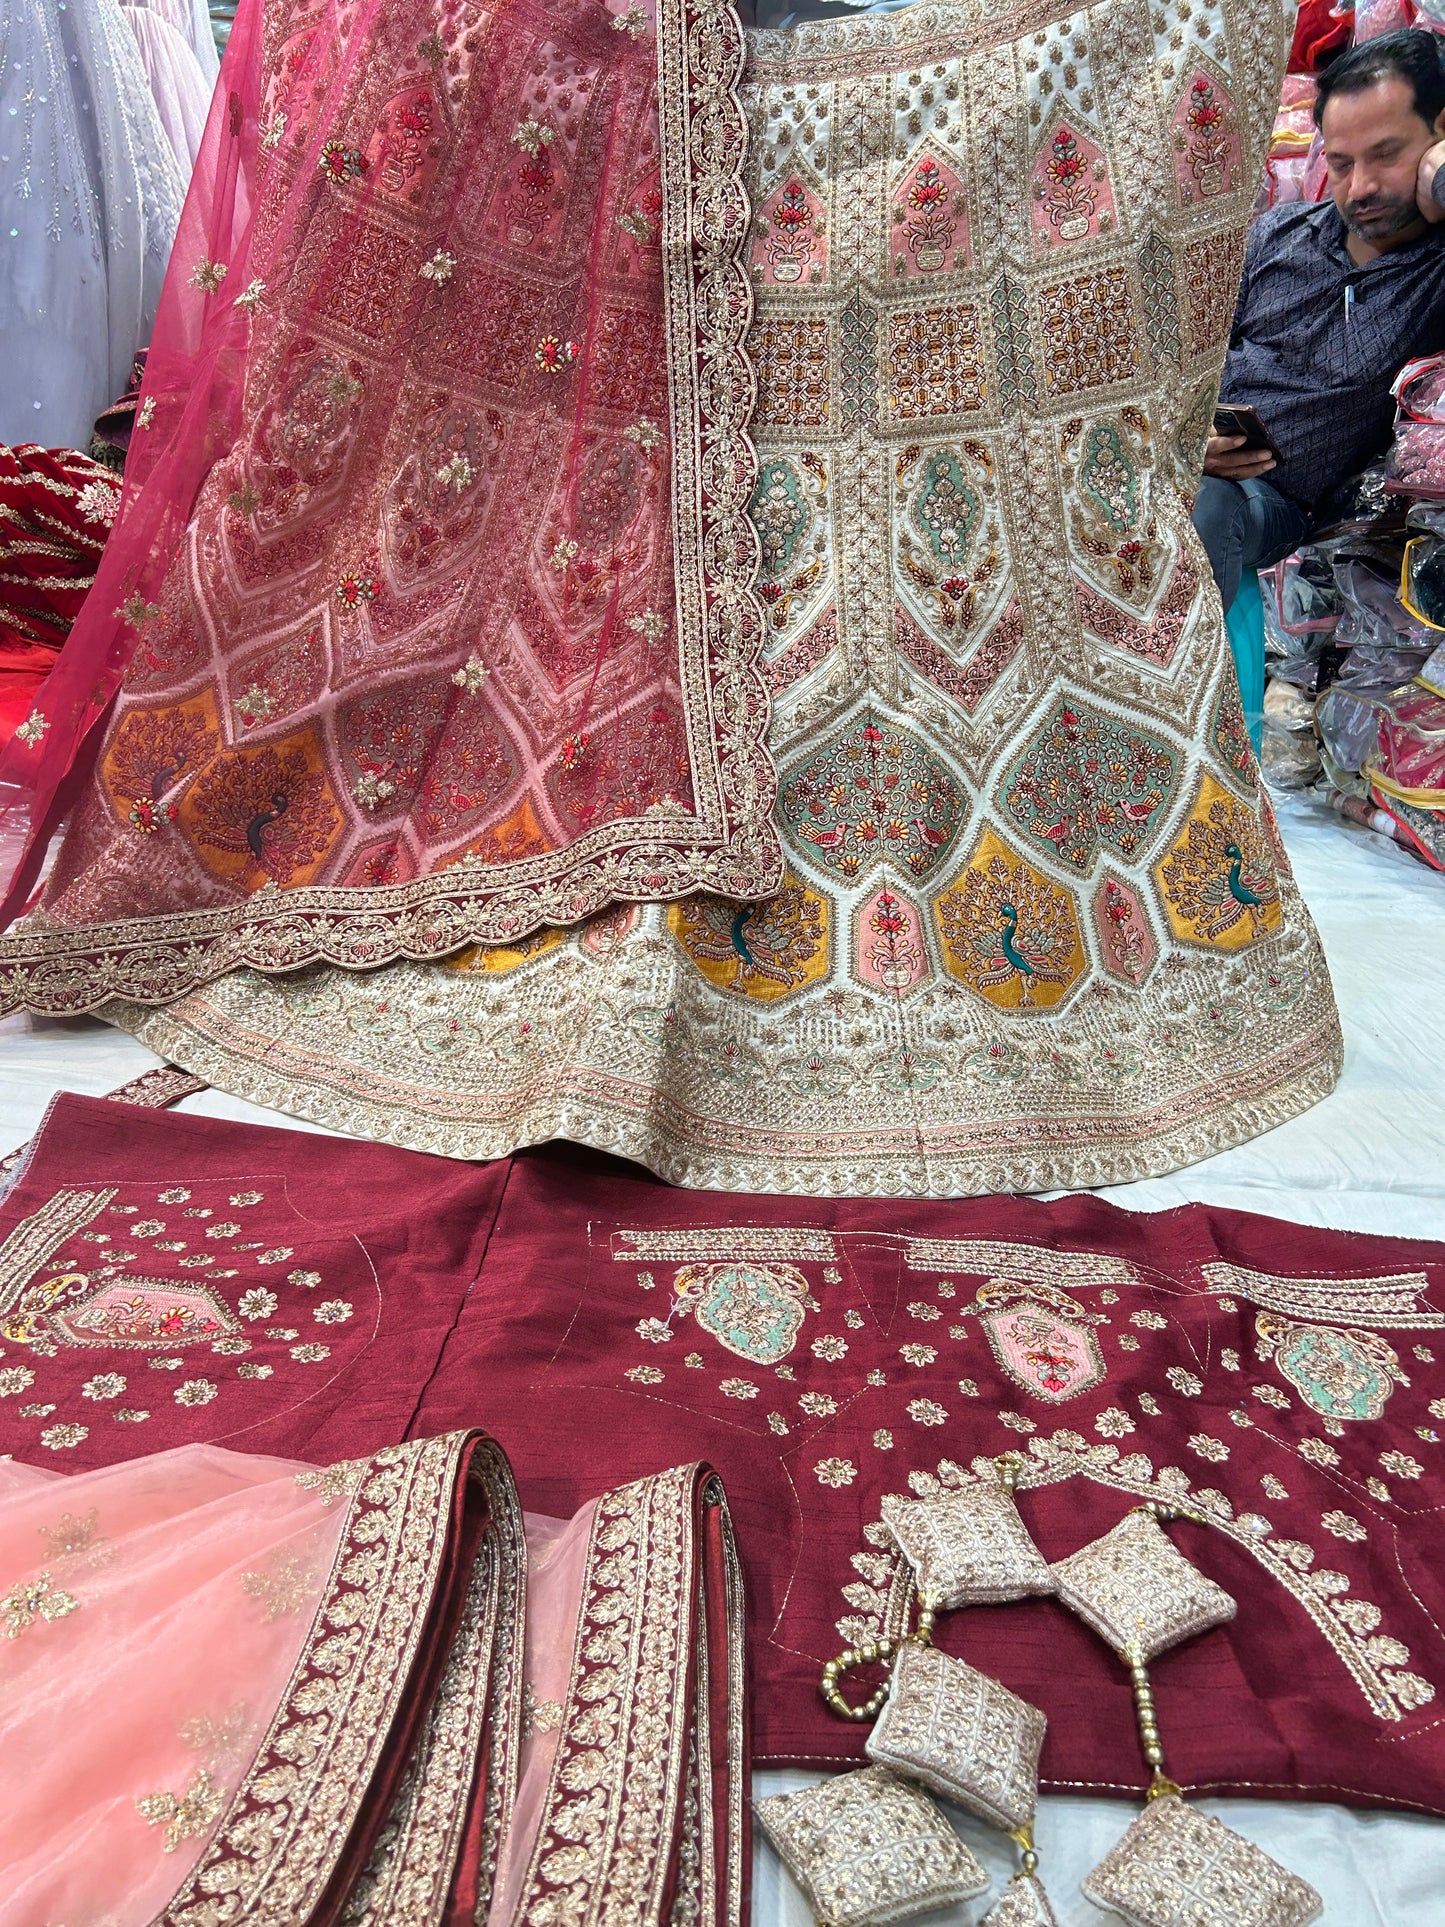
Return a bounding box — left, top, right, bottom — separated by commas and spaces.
0, 0, 774, 1010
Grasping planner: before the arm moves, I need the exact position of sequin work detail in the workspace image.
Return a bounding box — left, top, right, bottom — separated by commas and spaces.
881, 1482, 1054, 1608
866, 1640, 1045, 1831
757, 1765, 988, 1927
1052, 1509, 1236, 1658
1080, 1793, 1322, 1927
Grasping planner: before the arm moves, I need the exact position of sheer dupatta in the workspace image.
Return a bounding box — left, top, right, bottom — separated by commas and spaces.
0, 0, 774, 1015
0, 1433, 749, 1927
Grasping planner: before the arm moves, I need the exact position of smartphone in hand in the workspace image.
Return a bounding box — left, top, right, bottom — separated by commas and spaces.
1213, 404, 1283, 463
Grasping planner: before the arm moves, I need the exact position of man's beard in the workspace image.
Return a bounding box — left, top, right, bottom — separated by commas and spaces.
1342, 191, 1421, 238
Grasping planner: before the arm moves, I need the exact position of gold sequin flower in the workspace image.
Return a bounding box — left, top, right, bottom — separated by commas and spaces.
1380, 1451, 1423, 1480
815, 1457, 857, 1487
720, 1378, 758, 1399
174, 1380, 218, 1407
1321, 1511, 1365, 1542
313, 1300, 353, 1325
908, 1399, 948, 1426
82, 1374, 126, 1400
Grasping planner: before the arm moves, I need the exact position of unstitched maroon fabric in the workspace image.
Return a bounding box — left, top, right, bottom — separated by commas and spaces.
4, 1100, 1444, 1814
0, 1094, 507, 1466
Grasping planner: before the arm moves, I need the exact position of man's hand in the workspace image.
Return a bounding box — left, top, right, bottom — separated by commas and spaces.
1203, 434, 1276, 481
1417, 138, 1445, 224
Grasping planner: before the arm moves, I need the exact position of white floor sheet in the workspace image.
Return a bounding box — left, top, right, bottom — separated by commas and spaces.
3, 788, 1443, 1922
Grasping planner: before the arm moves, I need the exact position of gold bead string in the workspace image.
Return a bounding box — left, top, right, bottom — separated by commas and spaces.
821, 1457, 1028, 1720
820, 1590, 940, 1720
1122, 1638, 1180, 1802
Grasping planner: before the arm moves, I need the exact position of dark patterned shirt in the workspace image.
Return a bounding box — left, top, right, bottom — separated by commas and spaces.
1219, 199, 1445, 510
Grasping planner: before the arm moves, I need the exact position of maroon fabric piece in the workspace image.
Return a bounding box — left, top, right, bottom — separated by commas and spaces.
0, 1094, 505, 1466
419, 1146, 1445, 1815
4, 1105, 1445, 1815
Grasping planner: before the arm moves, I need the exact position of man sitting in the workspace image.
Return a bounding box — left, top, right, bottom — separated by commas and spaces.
1195, 30, 1445, 611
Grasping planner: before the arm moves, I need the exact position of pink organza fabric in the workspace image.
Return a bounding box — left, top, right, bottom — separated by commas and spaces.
0, 0, 772, 996
0, 1444, 347, 1926
488, 1501, 599, 1926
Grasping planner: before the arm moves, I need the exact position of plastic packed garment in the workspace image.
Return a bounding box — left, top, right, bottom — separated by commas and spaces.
1331, 547, 1439, 687
1261, 676, 1323, 788
1254, 74, 1326, 211
1316, 682, 1384, 775
1262, 550, 1339, 688
1370, 680, 1445, 804
1385, 354, 1445, 499
1352, 0, 1417, 36
1401, 532, 1445, 631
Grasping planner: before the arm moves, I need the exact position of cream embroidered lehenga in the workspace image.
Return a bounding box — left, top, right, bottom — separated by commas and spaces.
0, 0, 1342, 1193
0, 1433, 747, 1926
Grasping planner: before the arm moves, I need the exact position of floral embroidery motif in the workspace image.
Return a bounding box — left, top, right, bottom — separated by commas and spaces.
1001, 698, 1177, 873
753, 175, 826, 285
534, 336, 579, 376
39, 1509, 112, 1565
241, 1554, 316, 1621
335, 570, 377, 609
975, 1281, 1107, 1403
666, 1260, 812, 1363
1092, 873, 1159, 985
891, 151, 968, 276
188, 259, 228, 295
856, 886, 932, 994
1171, 71, 1242, 203
318, 139, 366, 184
1031, 123, 1114, 247
2, 1570, 80, 1637
137, 1767, 224, 1852
48, 1279, 237, 1349
1256, 1316, 1407, 1424
815, 1457, 857, 1487
13, 709, 48, 747
782, 716, 964, 882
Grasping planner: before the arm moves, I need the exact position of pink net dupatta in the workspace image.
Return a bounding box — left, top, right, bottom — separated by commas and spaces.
0, 1435, 749, 1927
0, 0, 773, 1016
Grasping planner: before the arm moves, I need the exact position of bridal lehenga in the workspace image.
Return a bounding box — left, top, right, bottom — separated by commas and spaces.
0, 0, 1342, 1193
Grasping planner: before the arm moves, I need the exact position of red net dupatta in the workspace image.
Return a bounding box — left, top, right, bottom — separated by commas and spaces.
0, 0, 774, 1016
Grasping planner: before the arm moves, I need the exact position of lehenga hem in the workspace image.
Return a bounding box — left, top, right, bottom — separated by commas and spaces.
105, 992, 1342, 1197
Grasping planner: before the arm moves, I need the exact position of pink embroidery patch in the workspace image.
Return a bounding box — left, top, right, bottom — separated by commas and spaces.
857, 886, 931, 993
890, 150, 969, 278
1092, 872, 1159, 985
1030, 122, 1116, 250
752, 174, 827, 286
51, 1280, 238, 1349
1170, 69, 1243, 205
983, 1300, 1106, 1403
